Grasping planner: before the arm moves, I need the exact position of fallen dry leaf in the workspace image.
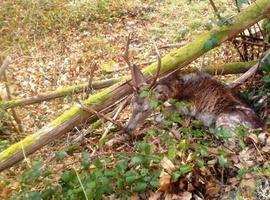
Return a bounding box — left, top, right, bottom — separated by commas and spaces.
158, 171, 171, 192
160, 156, 176, 174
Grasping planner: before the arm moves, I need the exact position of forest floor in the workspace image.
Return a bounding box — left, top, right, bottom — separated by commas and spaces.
0, 0, 269, 199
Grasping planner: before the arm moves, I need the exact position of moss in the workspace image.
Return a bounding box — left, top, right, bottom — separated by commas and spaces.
0, 135, 39, 161
51, 106, 81, 126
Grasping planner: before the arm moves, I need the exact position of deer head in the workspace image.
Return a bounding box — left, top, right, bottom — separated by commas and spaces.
123, 35, 162, 132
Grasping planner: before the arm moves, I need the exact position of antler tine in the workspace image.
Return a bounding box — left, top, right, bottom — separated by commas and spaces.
123, 33, 132, 69
149, 40, 161, 89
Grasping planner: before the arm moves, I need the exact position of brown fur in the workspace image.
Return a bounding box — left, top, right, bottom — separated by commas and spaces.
154, 72, 263, 129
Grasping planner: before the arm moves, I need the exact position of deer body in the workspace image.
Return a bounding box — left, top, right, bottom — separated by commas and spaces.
154, 72, 263, 130
125, 72, 263, 132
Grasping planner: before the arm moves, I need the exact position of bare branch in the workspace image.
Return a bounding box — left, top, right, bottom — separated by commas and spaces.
0, 56, 11, 79
85, 62, 97, 99
229, 49, 270, 88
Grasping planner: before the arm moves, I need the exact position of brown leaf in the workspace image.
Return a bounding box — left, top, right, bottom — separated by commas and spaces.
158, 171, 171, 192
149, 191, 163, 200
245, 133, 259, 144
160, 156, 176, 174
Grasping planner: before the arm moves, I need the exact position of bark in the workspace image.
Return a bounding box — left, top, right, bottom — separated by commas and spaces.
0, 0, 269, 172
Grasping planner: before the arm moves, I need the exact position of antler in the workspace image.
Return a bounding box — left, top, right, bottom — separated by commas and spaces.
123, 33, 147, 93
149, 40, 161, 89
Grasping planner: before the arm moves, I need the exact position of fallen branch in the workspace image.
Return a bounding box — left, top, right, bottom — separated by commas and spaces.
0, 0, 269, 172
0, 78, 121, 110
230, 49, 270, 88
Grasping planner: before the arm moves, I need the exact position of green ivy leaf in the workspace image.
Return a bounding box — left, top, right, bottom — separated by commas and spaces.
203, 40, 213, 51
168, 144, 176, 160
218, 154, 228, 168
150, 180, 159, 188
126, 176, 137, 184
140, 90, 150, 98
61, 171, 76, 183
81, 152, 90, 169
93, 159, 103, 169
131, 156, 144, 165
263, 76, 270, 84
261, 62, 270, 72
215, 128, 232, 139
133, 182, 147, 192
149, 99, 158, 109
55, 150, 66, 161
144, 143, 153, 155
179, 164, 192, 175
171, 171, 181, 181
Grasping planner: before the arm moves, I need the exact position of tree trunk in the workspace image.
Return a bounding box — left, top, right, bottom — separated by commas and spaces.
0, 0, 269, 172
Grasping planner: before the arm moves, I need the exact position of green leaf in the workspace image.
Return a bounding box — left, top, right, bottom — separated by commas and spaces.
140, 90, 150, 98
93, 159, 103, 169
263, 76, 270, 84
179, 164, 192, 175
196, 159, 204, 168
32, 161, 43, 171
61, 171, 76, 183
131, 156, 144, 165
204, 40, 213, 51
133, 182, 147, 192
218, 154, 228, 167
55, 150, 66, 161
126, 176, 137, 184
168, 144, 176, 160
211, 37, 220, 46
80, 152, 90, 169
199, 145, 209, 157
144, 143, 153, 155
215, 128, 232, 139
149, 99, 158, 109
150, 180, 159, 188
261, 62, 270, 72
117, 161, 128, 171
171, 171, 181, 181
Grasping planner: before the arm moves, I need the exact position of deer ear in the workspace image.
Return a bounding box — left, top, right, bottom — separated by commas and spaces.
130, 64, 147, 90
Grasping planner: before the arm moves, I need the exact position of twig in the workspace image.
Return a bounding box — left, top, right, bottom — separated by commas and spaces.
85, 62, 96, 99
159, 42, 187, 49
229, 49, 270, 88
0, 56, 11, 79
149, 40, 162, 89
79, 102, 123, 129
100, 96, 131, 140
3, 72, 23, 133
209, 0, 222, 20
241, 40, 270, 47
74, 167, 89, 200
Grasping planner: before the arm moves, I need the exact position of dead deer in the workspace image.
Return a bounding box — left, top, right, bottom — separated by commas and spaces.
123, 38, 264, 134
